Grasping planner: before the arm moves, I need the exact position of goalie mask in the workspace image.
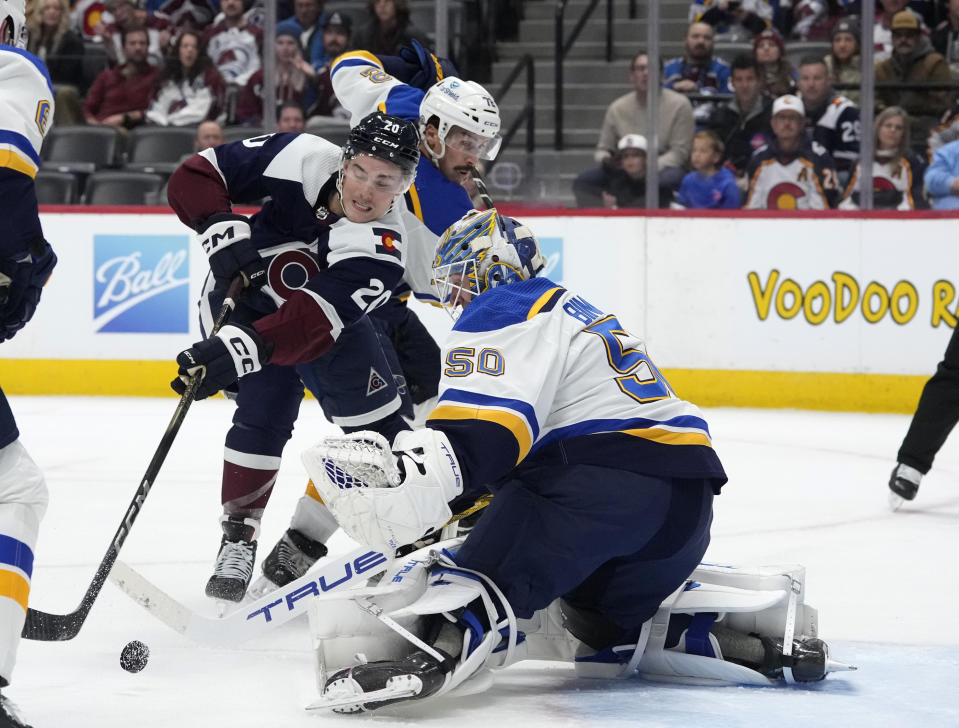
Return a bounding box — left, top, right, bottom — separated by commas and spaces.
432, 208, 546, 314
419, 77, 502, 162
0, 0, 27, 48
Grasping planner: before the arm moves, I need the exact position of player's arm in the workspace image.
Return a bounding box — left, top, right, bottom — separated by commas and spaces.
330, 52, 424, 124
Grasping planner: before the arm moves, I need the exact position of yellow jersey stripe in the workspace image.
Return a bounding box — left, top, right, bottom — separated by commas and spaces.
0, 148, 38, 178
407, 182, 425, 222
0, 568, 30, 612
429, 404, 532, 464
622, 427, 713, 447
332, 50, 383, 71
526, 286, 563, 320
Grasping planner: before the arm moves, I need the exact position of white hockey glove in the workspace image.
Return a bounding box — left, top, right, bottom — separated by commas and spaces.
303, 429, 464, 552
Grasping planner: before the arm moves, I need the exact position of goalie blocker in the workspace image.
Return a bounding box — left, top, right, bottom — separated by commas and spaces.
305, 539, 856, 713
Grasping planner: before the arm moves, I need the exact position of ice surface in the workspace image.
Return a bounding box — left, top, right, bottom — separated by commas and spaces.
8, 397, 959, 727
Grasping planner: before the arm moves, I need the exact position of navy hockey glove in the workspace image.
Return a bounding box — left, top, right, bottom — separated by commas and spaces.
0, 238, 57, 343
172, 323, 272, 400
197, 213, 267, 291
394, 39, 458, 91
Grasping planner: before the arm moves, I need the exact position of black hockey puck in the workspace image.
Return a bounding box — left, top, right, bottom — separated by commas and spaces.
120, 640, 150, 673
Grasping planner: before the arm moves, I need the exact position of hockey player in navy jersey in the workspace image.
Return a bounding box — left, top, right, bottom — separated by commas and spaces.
167, 111, 422, 605
302, 209, 848, 712
0, 1, 57, 725
250, 42, 503, 596
745, 94, 839, 210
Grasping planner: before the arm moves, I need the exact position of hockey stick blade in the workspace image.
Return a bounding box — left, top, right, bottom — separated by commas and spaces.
108, 546, 393, 646
22, 277, 245, 641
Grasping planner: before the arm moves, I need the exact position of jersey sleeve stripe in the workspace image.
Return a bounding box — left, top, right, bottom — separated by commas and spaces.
330, 50, 383, 78
0, 569, 30, 612
439, 387, 540, 439
526, 286, 565, 319
0, 533, 34, 577
406, 181, 425, 222
428, 404, 533, 464
0, 148, 38, 178
0, 131, 42, 166
622, 427, 713, 447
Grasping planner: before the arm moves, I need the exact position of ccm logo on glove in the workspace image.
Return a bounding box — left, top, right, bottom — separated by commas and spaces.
200, 225, 237, 254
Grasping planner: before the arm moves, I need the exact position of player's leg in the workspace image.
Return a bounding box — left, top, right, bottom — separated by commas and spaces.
0, 389, 48, 709
891, 324, 959, 502
255, 318, 412, 593
206, 362, 305, 603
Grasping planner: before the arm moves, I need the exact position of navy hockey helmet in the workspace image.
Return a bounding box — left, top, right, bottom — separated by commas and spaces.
342, 111, 421, 192
432, 208, 546, 314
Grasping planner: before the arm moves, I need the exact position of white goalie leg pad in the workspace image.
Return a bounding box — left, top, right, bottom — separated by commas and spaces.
632, 563, 816, 686
302, 428, 463, 552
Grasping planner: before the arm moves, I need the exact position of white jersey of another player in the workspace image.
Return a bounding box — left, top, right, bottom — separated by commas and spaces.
0, 45, 54, 179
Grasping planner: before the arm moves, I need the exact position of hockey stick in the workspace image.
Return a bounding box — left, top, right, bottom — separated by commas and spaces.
22, 277, 245, 641
470, 166, 495, 210
108, 499, 493, 645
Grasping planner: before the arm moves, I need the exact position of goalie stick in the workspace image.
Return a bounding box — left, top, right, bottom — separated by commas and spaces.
22, 277, 245, 641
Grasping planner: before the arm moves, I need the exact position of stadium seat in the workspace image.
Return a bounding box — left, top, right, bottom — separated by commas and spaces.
43, 125, 120, 174
81, 41, 110, 91
83, 170, 165, 205
222, 126, 268, 144
124, 127, 197, 174
306, 116, 351, 147
34, 170, 80, 204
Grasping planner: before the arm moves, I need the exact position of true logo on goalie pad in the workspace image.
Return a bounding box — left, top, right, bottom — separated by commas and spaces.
367, 367, 388, 395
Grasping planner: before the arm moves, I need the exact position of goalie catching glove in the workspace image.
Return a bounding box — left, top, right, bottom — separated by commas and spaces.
172, 323, 272, 399
302, 429, 464, 552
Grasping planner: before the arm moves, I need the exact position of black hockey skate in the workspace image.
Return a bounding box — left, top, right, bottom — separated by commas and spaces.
319, 650, 453, 713
757, 636, 856, 682
248, 528, 328, 598
0, 689, 31, 728
888, 463, 921, 510
205, 515, 258, 604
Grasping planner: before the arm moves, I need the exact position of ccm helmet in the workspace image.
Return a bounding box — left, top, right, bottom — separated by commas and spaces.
419, 77, 502, 162
0, 0, 27, 48
432, 208, 545, 314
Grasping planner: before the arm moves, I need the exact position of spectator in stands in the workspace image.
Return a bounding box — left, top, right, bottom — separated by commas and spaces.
797, 55, 860, 180
824, 16, 861, 104
925, 136, 959, 209
704, 54, 772, 180
26, 0, 85, 124
840, 106, 926, 210
146, 29, 225, 126
875, 0, 928, 62
235, 29, 317, 126
674, 130, 741, 208
779, 0, 836, 41
585, 51, 695, 193
194, 119, 223, 151
688, 0, 772, 41
276, 0, 327, 71
664, 22, 731, 124
276, 101, 306, 132
932, 0, 959, 75
745, 94, 839, 209
307, 9, 352, 120
154, 0, 218, 34
754, 26, 796, 97
99, 0, 171, 67
352, 0, 429, 57
573, 134, 671, 209
84, 26, 162, 129
202, 0, 263, 88
875, 11, 953, 145
928, 99, 959, 154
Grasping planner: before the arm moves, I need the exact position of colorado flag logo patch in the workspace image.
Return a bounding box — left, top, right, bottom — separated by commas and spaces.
372, 227, 402, 260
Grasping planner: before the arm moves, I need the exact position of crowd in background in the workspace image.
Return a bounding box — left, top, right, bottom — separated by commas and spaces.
576, 0, 959, 211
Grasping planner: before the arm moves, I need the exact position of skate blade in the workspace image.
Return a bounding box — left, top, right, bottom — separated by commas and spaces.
214, 599, 232, 618
888, 491, 905, 512
306, 674, 422, 712
825, 657, 858, 674
247, 575, 279, 600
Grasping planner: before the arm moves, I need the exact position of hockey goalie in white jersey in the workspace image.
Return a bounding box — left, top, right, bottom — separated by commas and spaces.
300, 209, 854, 713
0, 1, 57, 726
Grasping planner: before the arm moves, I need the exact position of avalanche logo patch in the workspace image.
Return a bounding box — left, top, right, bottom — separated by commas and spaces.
372, 227, 402, 260
93, 234, 190, 333
366, 367, 388, 396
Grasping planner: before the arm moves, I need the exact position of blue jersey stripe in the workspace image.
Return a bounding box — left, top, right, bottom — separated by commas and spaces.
532, 414, 712, 453
0, 533, 34, 578
438, 387, 540, 441
0, 130, 42, 166
0, 46, 55, 97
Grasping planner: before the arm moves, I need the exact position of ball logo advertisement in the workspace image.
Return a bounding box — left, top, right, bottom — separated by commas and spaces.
93, 235, 190, 334
537, 236, 563, 282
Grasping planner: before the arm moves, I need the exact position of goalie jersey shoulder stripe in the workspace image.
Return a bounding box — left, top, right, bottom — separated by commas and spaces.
429, 278, 727, 485
0, 47, 55, 179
